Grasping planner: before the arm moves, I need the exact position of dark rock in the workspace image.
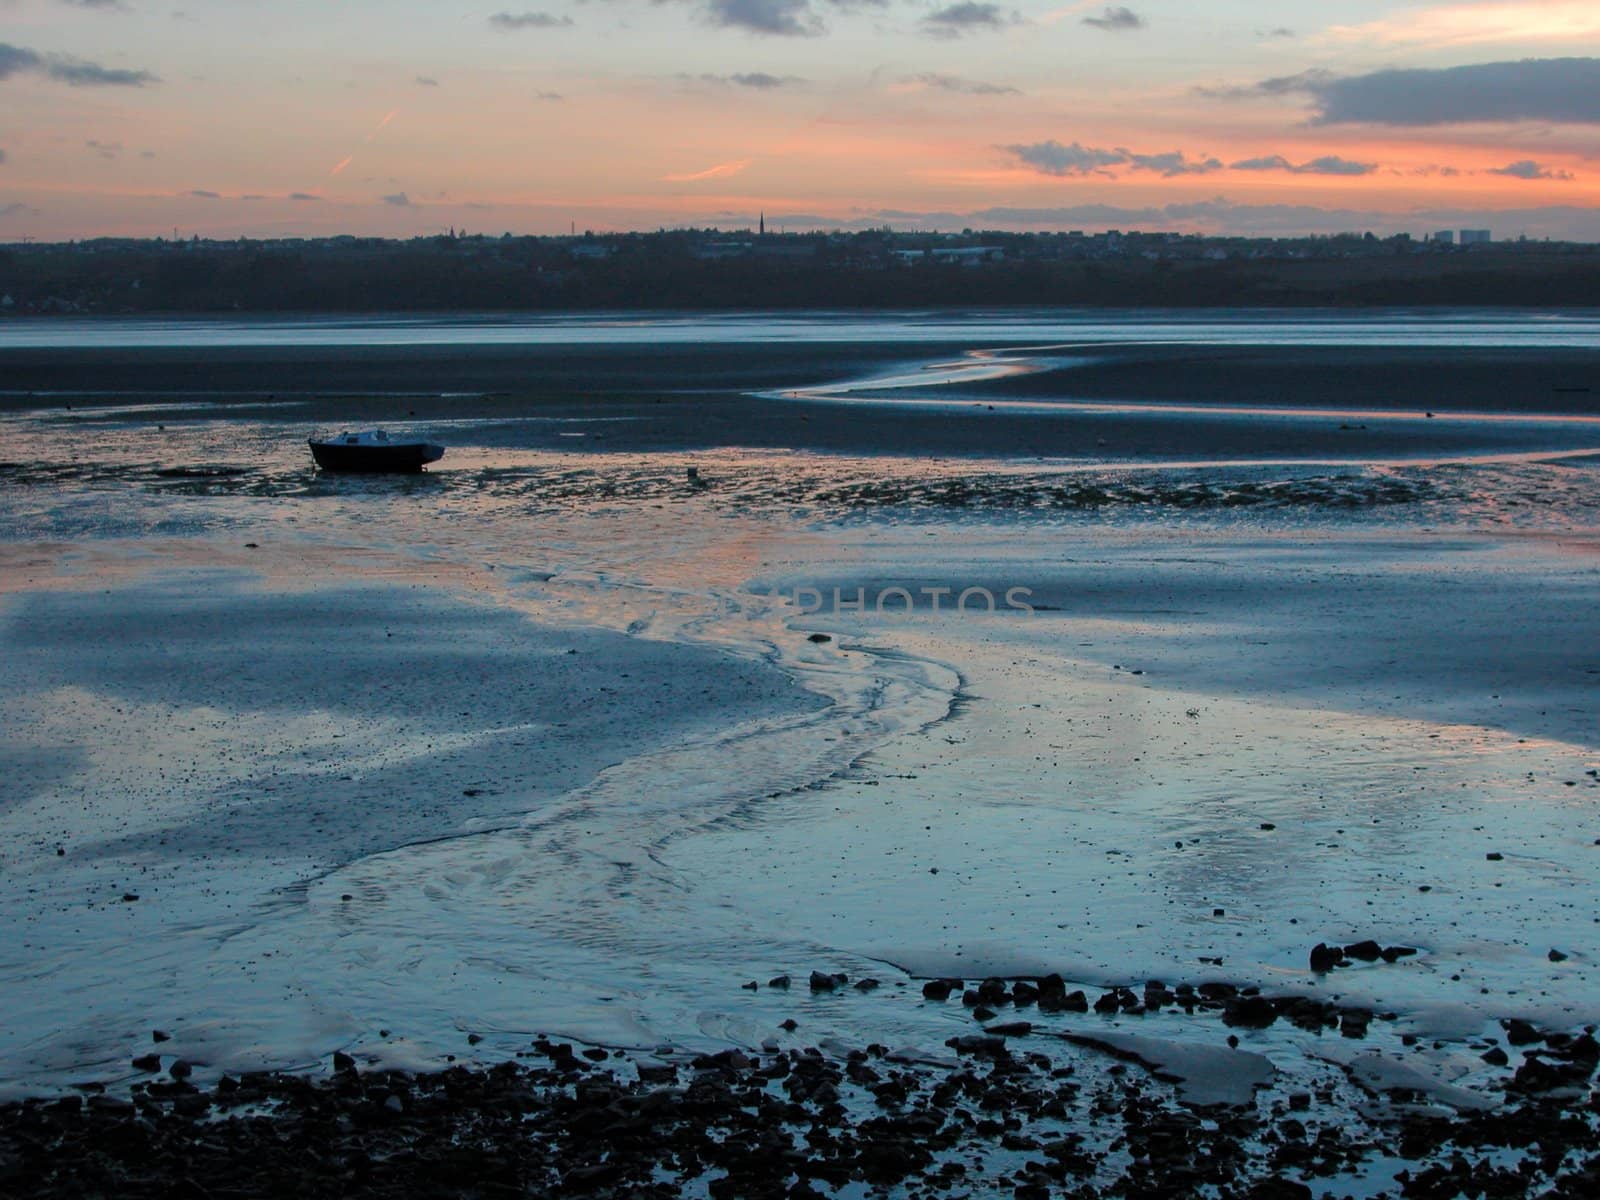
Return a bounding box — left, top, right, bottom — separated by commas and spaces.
168, 1060, 192, 1081
977, 977, 1010, 1004
1505, 1019, 1542, 1046
922, 979, 957, 1002
768, 975, 791, 989
1309, 943, 1344, 972
1486, 852, 1504, 861
1344, 939, 1383, 962
131, 1054, 161, 1072
1482, 1047, 1509, 1066
946, 1035, 1007, 1057
1549, 948, 1569, 962
809, 971, 845, 992
333, 1051, 357, 1073
1223, 995, 1277, 1029
152, 1030, 171, 1043
986, 1022, 1033, 1038
1339, 1010, 1372, 1039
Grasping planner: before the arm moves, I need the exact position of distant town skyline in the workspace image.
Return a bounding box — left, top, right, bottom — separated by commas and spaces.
1, 0, 1598, 241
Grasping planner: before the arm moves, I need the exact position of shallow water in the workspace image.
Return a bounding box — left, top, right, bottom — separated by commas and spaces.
5, 308, 1600, 349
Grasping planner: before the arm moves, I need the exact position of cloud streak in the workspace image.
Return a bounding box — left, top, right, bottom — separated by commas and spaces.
707, 0, 821, 36
923, 3, 1013, 38
907, 72, 1019, 95
1230, 154, 1377, 176
0, 41, 157, 87
1488, 159, 1574, 180
693, 71, 805, 88
1005, 140, 1223, 178
1324, 1, 1600, 49
488, 11, 574, 31
1081, 6, 1143, 31
663, 159, 752, 182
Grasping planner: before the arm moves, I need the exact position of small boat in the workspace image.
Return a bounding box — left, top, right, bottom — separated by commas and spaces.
308, 430, 445, 473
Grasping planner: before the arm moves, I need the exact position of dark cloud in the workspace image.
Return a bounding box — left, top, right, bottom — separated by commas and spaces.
415, 75, 439, 87
1081, 6, 1142, 31
383, 192, 413, 207
86, 138, 121, 157
1298, 155, 1376, 176
47, 56, 156, 86
58, 0, 126, 8
923, 2, 1012, 38
706, 0, 820, 36
488, 11, 574, 30
1230, 153, 1377, 176
0, 148, 6, 165
188, 189, 220, 199
0, 42, 156, 86
1209, 58, 1600, 126
1315, 58, 1600, 126
1124, 150, 1222, 177
288, 192, 320, 201
0, 202, 41, 217
1260, 26, 1294, 38
535, 90, 563, 101
909, 72, 1019, 95
1229, 154, 1293, 172
0, 45, 37, 80
1489, 160, 1574, 181
1004, 140, 1125, 176
1004, 141, 1220, 178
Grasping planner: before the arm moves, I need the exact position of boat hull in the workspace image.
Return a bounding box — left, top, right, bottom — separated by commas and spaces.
308, 441, 445, 473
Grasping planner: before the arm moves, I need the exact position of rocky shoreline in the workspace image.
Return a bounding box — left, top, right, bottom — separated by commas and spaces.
5, 969, 1598, 1200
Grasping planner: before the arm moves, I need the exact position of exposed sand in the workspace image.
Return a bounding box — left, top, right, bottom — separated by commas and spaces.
3, 313, 1600, 1196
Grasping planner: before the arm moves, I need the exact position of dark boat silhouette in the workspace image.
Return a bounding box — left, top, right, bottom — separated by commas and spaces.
308, 430, 445, 473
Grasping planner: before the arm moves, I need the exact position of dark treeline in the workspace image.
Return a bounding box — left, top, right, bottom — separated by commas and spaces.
3, 230, 1600, 313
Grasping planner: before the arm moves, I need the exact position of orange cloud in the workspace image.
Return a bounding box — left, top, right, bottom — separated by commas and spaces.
663, 159, 752, 182
1321, 1, 1600, 48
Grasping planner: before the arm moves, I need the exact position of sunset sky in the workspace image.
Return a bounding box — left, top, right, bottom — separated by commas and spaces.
1, 0, 1598, 239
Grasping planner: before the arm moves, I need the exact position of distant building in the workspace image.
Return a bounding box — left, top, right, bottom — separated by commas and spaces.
1459, 229, 1492, 245
1432, 230, 1456, 244
930, 246, 1004, 264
